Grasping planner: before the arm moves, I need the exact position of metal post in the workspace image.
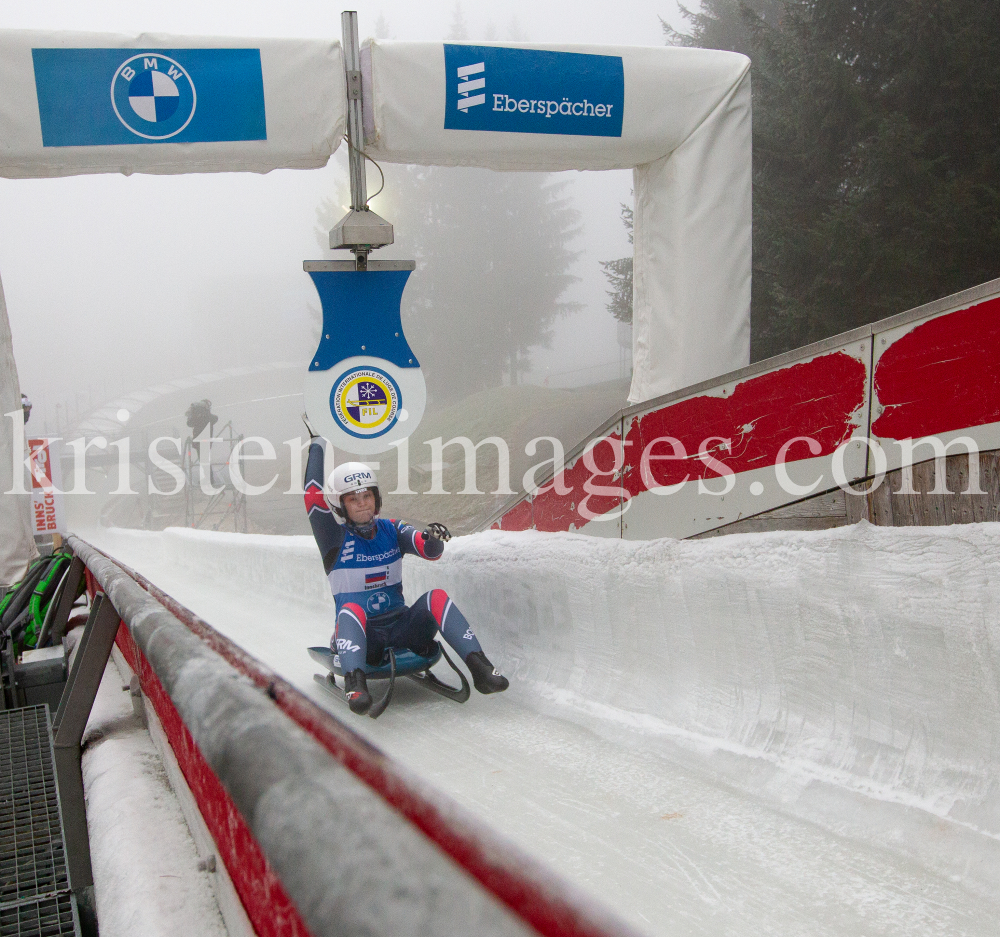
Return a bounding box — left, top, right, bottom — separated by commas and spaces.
328, 10, 394, 264
53, 594, 121, 890
342, 10, 366, 211
52, 595, 101, 733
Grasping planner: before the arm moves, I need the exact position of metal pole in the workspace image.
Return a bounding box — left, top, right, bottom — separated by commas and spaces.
53, 593, 121, 891
328, 10, 394, 264
342, 11, 366, 212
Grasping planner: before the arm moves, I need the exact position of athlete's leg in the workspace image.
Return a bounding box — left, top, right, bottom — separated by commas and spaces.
333, 603, 368, 673
365, 616, 394, 666
410, 590, 508, 694
411, 589, 483, 659
334, 603, 372, 714
382, 604, 433, 658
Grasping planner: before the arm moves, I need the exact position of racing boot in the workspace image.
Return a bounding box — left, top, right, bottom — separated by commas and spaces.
465, 651, 509, 694
343, 669, 372, 714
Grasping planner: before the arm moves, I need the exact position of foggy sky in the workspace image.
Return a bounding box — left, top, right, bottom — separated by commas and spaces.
0, 0, 685, 432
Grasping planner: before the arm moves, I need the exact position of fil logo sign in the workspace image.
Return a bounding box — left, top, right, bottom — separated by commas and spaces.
31, 47, 267, 147
456, 62, 486, 110
444, 44, 624, 138
303, 262, 427, 454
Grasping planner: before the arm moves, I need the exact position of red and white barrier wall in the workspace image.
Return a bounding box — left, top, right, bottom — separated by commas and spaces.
488, 278, 1000, 539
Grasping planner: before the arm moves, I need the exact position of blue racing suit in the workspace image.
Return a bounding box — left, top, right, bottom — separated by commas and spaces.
304, 440, 484, 672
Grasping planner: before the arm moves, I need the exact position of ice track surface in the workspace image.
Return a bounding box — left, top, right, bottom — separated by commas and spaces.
86, 522, 1000, 937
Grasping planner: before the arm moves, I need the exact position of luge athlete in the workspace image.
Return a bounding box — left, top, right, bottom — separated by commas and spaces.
303, 431, 508, 714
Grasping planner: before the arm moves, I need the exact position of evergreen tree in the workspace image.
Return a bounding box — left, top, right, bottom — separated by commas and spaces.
599, 204, 634, 323
668, 0, 1000, 360
507, 17, 527, 42
383, 166, 581, 400
317, 164, 582, 404
447, 3, 469, 41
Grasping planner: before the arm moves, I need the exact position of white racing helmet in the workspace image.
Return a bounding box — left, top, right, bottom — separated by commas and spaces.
329, 461, 381, 517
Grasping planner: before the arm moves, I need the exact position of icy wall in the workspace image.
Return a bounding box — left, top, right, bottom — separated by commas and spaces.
413, 523, 1000, 829
89, 520, 1000, 892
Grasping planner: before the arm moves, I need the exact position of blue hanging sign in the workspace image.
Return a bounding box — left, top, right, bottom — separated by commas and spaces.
303, 260, 425, 454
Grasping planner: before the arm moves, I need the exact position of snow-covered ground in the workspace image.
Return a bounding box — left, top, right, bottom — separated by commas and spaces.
81, 654, 228, 937
83, 521, 1000, 937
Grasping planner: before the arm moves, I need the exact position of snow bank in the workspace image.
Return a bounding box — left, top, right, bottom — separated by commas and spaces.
88, 521, 1000, 877
96, 528, 336, 613
82, 661, 228, 937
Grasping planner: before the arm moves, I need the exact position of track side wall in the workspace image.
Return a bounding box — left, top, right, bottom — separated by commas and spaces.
488, 278, 1000, 540
71, 536, 640, 937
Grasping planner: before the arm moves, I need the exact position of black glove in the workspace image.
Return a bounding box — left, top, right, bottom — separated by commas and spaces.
423, 522, 451, 542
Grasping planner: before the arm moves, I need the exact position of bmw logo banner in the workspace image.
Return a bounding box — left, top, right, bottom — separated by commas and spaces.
32, 48, 266, 146
0, 31, 343, 178
302, 261, 426, 454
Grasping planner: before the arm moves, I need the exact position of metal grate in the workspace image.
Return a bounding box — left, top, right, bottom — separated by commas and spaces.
0, 893, 78, 937
0, 707, 77, 937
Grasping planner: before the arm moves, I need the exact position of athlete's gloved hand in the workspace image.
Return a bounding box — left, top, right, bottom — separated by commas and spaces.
424, 522, 451, 542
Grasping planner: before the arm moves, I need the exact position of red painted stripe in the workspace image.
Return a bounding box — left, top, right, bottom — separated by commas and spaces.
498, 499, 532, 532
533, 433, 623, 532
623, 351, 867, 495
88, 545, 635, 937
429, 589, 449, 625
115, 623, 309, 937
497, 351, 867, 533
873, 296, 1000, 440
341, 602, 368, 632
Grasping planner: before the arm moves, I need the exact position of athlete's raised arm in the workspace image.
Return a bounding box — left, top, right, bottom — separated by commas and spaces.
303, 438, 345, 573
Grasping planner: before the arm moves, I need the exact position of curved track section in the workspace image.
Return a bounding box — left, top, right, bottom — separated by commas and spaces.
85, 522, 1000, 937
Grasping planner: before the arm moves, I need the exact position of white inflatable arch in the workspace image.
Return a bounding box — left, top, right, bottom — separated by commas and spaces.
1, 31, 750, 402
1, 30, 750, 568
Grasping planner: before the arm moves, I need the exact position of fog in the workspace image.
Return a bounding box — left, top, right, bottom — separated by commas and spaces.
1, 0, 687, 533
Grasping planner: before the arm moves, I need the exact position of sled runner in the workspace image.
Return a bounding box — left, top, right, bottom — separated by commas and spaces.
308, 640, 470, 719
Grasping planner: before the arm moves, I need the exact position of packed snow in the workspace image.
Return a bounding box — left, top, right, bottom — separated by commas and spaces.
81, 654, 228, 937
83, 520, 1000, 936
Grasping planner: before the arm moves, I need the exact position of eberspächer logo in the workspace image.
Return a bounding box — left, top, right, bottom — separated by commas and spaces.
444, 44, 624, 137
111, 54, 196, 140
456, 61, 486, 110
